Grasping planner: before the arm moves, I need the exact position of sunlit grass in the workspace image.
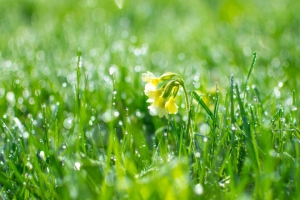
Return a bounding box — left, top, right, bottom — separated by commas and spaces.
0, 0, 300, 199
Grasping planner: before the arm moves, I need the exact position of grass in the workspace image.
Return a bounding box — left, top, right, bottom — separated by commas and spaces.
0, 0, 300, 199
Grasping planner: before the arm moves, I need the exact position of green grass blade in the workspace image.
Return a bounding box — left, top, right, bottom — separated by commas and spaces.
213, 86, 219, 128
192, 91, 217, 125
230, 75, 236, 124
243, 52, 257, 103
245, 52, 257, 89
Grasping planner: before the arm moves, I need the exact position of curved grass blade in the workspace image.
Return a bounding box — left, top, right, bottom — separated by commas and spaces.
230, 75, 236, 124
243, 52, 257, 102
192, 91, 218, 125
245, 52, 257, 89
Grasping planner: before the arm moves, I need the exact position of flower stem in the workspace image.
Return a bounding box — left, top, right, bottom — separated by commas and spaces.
180, 79, 193, 154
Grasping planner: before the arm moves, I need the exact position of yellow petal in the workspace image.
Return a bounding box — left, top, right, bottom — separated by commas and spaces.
148, 105, 168, 118
142, 71, 155, 82
153, 96, 167, 108
142, 72, 161, 87
145, 87, 163, 99
144, 82, 157, 95
165, 96, 178, 114
151, 78, 160, 86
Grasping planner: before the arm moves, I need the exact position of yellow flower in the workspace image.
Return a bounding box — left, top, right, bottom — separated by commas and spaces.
148, 96, 168, 118
142, 71, 161, 86
145, 88, 164, 102
142, 72, 162, 101
165, 96, 178, 114
142, 71, 182, 118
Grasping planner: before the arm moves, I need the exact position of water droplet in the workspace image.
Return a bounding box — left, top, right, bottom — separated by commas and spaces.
5, 60, 12, 68
39, 151, 45, 161
269, 149, 277, 157
26, 162, 33, 169
114, 111, 119, 117
125, 76, 132, 83
200, 124, 210, 135
6, 91, 15, 104
102, 109, 119, 122
135, 110, 141, 117
274, 87, 281, 98
63, 118, 73, 129
28, 97, 35, 105
109, 65, 118, 75
13, 117, 25, 133
23, 132, 29, 139
194, 184, 204, 195
74, 162, 81, 170
23, 89, 31, 99
134, 65, 141, 72
18, 97, 24, 104
219, 182, 225, 188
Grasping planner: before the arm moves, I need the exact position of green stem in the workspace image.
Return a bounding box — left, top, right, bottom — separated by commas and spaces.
179, 79, 193, 153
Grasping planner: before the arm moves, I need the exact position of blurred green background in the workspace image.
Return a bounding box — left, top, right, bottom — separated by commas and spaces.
1, 0, 299, 96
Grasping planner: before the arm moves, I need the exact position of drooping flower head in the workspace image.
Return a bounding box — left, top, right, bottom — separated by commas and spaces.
142, 71, 184, 118
165, 93, 178, 114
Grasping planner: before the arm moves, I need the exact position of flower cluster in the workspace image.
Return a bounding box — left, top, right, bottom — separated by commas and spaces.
142, 71, 183, 118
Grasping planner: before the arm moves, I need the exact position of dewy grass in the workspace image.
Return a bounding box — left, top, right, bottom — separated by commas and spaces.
3, 52, 299, 199
1, 57, 300, 199
1, 0, 300, 199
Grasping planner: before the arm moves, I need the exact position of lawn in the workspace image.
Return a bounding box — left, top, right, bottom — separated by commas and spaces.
0, 0, 300, 199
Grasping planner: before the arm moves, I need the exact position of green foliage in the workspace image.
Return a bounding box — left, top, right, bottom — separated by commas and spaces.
0, 0, 300, 199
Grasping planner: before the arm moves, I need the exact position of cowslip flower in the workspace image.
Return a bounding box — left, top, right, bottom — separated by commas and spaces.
148, 96, 169, 118
165, 96, 178, 114
142, 71, 194, 153
142, 71, 182, 118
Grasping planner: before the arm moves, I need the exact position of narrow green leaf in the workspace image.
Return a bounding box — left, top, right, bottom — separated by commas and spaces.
192, 91, 217, 125
245, 52, 257, 89
235, 84, 250, 135
230, 75, 235, 124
